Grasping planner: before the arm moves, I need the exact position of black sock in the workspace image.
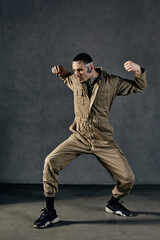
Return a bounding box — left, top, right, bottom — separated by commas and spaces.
46, 197, 55, 212
109, 195, 119, 205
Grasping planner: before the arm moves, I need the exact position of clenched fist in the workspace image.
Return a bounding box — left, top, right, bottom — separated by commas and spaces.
51, 65, 64, 75
124, 61, 141, 74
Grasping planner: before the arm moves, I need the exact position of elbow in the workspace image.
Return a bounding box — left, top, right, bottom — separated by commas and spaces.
142, 80, 147, 90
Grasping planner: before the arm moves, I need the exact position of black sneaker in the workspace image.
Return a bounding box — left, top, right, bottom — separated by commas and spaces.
33, 208, 59, 228
105, 201, 132, 217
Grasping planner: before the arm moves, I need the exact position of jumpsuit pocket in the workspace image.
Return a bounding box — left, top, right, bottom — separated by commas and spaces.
74, 89, 88, 106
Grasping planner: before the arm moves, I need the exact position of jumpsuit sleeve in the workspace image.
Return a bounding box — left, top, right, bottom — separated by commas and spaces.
113, 69, 147, 96
57, 67, 75, 91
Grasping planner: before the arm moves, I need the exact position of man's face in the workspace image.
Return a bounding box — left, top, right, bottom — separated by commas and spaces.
72, 61, 92, 83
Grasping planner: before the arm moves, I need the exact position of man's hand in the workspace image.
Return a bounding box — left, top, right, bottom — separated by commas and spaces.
124, 61, 141, 75
51, 65, 64, 75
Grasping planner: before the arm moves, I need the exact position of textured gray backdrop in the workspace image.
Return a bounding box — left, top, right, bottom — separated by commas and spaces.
0, 0, 159, 184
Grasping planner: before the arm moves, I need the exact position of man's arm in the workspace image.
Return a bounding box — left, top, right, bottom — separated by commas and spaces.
114, 61, 147, 96
51, 65, 75, 91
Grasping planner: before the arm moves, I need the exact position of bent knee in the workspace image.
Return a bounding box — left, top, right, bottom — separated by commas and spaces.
129, 171, 135, 185
124, 172, 135, 188
44, 155, 51, 165
131, 173, 135, 185
44, 154, 59, 169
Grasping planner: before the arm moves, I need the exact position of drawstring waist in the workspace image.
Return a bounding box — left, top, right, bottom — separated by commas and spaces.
75, 116, 109, 125
70, 116, 114, 150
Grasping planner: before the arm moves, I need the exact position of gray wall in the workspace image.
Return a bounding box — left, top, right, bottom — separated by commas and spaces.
0, 0, 160, 184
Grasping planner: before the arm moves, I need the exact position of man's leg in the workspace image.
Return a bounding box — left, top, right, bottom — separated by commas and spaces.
34, 134, 89, 228
92, 140, 135, 216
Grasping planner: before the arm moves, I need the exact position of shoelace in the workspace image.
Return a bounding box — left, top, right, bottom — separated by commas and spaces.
40, 208, 48, 217
41, 208, 55, 215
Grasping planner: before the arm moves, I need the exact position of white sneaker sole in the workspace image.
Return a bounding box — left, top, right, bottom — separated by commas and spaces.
33, 216, 59, 228
105, 207, 130, 217
51, 216, 59, 224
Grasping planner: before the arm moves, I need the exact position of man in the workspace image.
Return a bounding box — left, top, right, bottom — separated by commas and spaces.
33, 53, 147, 228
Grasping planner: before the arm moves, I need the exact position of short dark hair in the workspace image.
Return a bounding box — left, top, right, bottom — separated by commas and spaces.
72, 53, 93, 64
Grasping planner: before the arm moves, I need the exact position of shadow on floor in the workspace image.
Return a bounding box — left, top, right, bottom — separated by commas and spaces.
38, 215, 160, 230
133, 211, 160, 217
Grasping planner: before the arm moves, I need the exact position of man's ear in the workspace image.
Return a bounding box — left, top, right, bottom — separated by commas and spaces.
90, 64, 94, 71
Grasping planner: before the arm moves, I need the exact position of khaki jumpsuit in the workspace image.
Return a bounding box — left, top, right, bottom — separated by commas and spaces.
43, 67, 147, 198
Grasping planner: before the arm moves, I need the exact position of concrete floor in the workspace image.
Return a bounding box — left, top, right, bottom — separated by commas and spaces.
0, 184, 160, 240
